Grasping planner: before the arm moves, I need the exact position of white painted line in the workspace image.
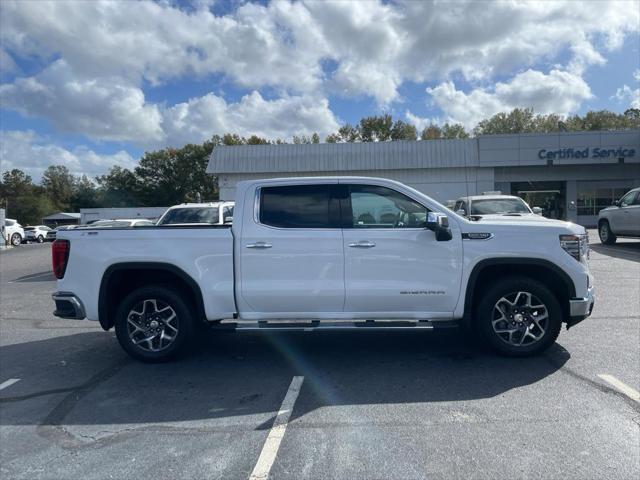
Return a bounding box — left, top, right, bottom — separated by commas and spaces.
249, 376, 304, 480
0, 378, 21, 391
598, 374, 640, 403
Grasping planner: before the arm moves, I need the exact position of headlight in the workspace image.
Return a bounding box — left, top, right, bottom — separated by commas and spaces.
559, 234, 588, 262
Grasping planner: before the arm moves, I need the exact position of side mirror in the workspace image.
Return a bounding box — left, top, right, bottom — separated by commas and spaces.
426, 212, 453, 241
224, 216, 233, 224
456, 208, 466, 217
613, 200, 621, 207
532, 207, 543, 215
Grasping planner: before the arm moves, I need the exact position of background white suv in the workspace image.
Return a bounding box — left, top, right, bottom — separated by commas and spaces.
598, 187, 640, 244
24, 225, 53, 243
3, 219, 24, 246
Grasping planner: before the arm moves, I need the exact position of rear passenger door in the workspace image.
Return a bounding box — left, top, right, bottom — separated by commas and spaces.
239, 183, 345, 317
341, 184, 463, 317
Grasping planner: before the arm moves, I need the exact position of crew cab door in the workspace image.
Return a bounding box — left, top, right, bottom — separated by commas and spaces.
238, 183, 345, 318
618, 190, 640, 234
341, 184, 463, 317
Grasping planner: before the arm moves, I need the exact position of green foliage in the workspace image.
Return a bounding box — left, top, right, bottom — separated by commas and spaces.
0, 169, 55, 225
134, 141, 218, 205
41, 165, 75, 211
359, 114, 393, 142
474, 108, 640, 136
390, 120, 418, 141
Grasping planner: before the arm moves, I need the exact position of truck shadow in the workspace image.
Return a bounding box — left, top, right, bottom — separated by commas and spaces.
590, 242, 640, 263
0, 330, 570, 428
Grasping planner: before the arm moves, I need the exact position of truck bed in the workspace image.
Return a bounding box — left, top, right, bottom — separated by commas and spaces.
56, 225, 235, 321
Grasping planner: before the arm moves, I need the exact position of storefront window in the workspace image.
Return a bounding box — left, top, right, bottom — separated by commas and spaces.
577, 186, 632, 216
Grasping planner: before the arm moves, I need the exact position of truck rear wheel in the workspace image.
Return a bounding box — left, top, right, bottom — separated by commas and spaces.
476, 276, 562, 357
115, 286, 194, 362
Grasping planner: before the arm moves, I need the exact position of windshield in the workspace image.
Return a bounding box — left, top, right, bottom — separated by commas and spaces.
158, 207, 219, 225
470, 198, 531, 215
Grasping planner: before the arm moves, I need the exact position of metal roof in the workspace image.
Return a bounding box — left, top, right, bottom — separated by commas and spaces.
207, 139, 478, 174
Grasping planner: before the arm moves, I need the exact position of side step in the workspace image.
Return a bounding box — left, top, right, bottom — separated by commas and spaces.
210, 320, 460, 332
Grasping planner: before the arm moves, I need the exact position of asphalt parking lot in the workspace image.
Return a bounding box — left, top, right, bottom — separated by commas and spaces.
1, 232, 638, 480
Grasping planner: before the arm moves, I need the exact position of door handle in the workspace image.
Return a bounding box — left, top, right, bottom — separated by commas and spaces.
349, 241, 376, 248
246, 242, 272, 249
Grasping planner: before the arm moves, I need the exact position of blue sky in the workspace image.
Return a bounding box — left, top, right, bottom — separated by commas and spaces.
1, 0, 638, 180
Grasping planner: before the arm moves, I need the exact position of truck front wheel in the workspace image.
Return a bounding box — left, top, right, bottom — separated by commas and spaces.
476, 276, 562, 357
115, 286, 194, 362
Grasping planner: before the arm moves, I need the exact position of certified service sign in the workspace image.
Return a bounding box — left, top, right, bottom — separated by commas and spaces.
538, 147, 636, 160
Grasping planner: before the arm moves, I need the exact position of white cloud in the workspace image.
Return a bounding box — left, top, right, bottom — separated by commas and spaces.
405, 111, 440, 132
0, 48, 18, 75
613, 85, 640, 108
426, 69, 593, 128
1, 0, 637, 106
161, 91, 340, 146
0, 60, 164, 143
0, 130, 136, 181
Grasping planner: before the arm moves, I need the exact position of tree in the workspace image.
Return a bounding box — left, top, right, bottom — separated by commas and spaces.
134, 142, 217, 206
70, 175, 100, 211
41, 165, 75, 210
0, 169, 33, 199
0, 169, 55, 225
441, 123, 469, 139
246, 135, 270, 145
390, 120, 417, 141
326, 124, 360, 143
473, 108, 536, 136
359, 114, 393, 142
421, 124, 442, 140
96, 166, 142, 207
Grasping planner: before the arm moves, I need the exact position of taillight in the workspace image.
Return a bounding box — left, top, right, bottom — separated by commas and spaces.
52, 240, 70, 279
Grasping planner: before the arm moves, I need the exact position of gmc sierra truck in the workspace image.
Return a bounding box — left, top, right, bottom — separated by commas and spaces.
51, 177, 594, 362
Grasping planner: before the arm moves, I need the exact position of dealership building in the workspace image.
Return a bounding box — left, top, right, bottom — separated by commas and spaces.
208, 129, 640, 227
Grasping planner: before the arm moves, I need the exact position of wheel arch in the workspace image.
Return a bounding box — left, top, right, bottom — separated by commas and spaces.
462, 258, 576, 327
98, 262, 206, 331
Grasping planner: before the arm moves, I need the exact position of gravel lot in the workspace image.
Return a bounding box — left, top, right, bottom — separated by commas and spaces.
1, 231, 639, 480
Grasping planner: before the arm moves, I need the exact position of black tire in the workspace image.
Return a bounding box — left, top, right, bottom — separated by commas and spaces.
10, 233, 21, 246
475, 276, 562, 357
37, 235, 44, 244
598, 220, 616, 245
115, 285, 195, 362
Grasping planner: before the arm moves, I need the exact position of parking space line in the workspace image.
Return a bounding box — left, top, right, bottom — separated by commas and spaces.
598, 374, 640, 403
0, 378, 21, 391
249, 376, 304, 480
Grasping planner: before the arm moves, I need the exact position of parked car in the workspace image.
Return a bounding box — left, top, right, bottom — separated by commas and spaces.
24, 225, 53, 243
597, 186, 640, 244
52, 177, 593, 362
3, 219, 24, 246
88, 219, 156, 228
454, 195, 544, 221
156, 202, 234, 226
46, 225, 77, 241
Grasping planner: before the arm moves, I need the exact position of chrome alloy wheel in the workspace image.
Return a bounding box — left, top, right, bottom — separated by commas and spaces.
127, 299, 179, 352
491, 291, 549, 347
599, 223, 609, 242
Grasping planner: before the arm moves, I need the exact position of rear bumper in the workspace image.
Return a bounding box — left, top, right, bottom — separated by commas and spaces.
52, 292, 86, 320
567, 286, 595, 328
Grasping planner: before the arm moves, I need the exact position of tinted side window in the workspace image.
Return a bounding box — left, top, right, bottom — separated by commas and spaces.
347, 185, 428, 228
260, 185, 336, 228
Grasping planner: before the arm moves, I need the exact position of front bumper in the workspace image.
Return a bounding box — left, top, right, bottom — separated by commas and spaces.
52, 292, 86, 320
567, 286, 595, 329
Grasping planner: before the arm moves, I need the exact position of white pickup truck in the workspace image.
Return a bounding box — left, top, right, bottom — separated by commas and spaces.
51, 177, 594, 362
